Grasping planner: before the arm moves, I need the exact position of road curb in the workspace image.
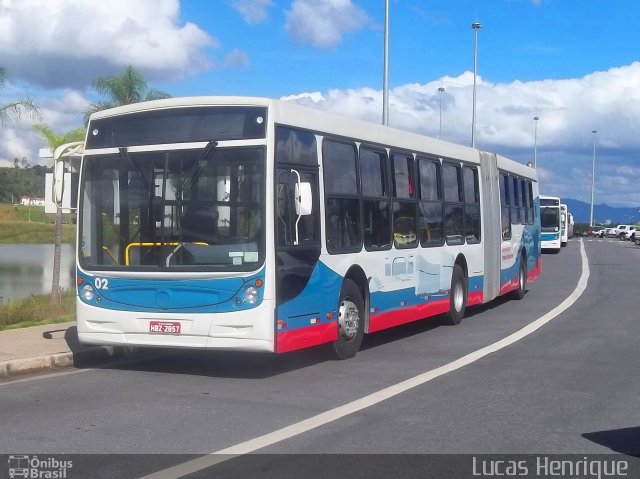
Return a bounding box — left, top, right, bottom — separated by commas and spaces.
0, 346, 116, 379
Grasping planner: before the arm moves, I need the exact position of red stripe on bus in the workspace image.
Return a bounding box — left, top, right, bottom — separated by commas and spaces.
369, 298, 450, 333
500, 277, 520, 295
527, 257, 542, 283
467, 291, 484, 306
276, 322, 338, 353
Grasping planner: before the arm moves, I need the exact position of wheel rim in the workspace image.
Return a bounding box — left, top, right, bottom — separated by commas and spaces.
338, 298, 360, 341
453, 280, 464, 312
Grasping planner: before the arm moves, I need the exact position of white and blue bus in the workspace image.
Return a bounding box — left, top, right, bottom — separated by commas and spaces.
560, 203, 569, 246
75, 97, 541, 359
567, 212, 574, 239
540, 195, 562, 252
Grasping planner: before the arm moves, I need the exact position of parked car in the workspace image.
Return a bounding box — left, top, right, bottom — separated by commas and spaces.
625, 226, 637, 241
591, 228, 605, 238
605, 227, 616, 237
614, 224, 631, 239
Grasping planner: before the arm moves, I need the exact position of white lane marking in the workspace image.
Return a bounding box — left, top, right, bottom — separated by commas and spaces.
0, 353, 172, 387
0, 367, 91, 387
142, 240, 590, 479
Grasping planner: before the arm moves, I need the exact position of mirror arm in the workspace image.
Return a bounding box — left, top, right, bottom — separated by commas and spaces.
291, 169, 302, 246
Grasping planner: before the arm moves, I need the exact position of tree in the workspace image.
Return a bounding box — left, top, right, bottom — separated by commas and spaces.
34, 125, 85, 303
0, 66, 40, 126
84, 65, 170, 123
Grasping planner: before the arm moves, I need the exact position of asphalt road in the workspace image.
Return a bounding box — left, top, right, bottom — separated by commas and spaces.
2, 237, 640, 478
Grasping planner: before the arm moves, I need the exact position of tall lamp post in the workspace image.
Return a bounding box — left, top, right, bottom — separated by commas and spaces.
533, 116, 539, 167
382, 0, 389, 125
471, 22, 482, 148
438, 86, 445, 138
590, 129, 598, 227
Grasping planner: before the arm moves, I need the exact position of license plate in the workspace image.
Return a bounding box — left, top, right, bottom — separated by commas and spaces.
149, 321, 181, 334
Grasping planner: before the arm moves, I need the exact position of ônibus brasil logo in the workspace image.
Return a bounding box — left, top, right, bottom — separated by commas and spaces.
8, 455, 73, 479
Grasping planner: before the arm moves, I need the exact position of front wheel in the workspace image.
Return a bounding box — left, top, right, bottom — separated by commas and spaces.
444, 264, 467, 325
330, 279, 365, 360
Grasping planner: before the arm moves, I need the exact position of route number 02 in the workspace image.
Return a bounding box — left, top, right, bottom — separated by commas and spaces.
94, 277, 109, 290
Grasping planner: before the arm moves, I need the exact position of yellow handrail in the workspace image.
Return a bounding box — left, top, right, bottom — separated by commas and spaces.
125, 242, 207, 265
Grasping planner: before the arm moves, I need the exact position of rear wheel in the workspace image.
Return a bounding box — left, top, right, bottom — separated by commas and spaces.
510, 257, 527, 300
444, 264, 467, 325
330, 279, 365, 360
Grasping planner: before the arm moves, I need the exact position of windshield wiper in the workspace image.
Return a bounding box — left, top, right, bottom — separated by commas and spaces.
180, 140, 218, 192
119, 147, 151, 191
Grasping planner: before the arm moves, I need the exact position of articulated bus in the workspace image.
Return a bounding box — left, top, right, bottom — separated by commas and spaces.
540, 195, 562, 252
560, 203, 569, 246
76, 97, 541, 359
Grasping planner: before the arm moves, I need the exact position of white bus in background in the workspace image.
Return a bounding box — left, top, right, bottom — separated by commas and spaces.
567, 212, 574, 239
540, 195, 562, 253
560, 203, 569, 246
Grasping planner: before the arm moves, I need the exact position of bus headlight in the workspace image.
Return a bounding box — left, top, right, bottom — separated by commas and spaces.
243, 286, 259, 304
81, 284, 95, 301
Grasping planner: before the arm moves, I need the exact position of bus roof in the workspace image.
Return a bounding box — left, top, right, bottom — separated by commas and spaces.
88, 96, 537, 181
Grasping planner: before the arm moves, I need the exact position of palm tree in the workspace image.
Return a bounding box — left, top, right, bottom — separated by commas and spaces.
0, 66, 40, 126
34, 125, 85, 303
84, 65, 170, 123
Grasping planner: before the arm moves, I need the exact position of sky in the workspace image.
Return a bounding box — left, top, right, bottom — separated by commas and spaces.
1, 0, 640, 207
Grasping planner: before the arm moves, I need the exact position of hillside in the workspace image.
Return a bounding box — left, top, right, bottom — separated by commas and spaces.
562, 199, 640, 225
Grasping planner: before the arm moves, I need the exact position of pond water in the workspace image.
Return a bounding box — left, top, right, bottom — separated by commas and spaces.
0, 244, 75, 305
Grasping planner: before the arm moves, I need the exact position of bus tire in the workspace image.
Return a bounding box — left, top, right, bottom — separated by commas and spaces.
330, 279, 365, 360
510, 257, 527, 300
445, 264, 467, 325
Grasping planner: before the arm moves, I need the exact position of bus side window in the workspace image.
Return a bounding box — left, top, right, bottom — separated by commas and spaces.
500, 173, 511, 240
391, 152, 417, 249
360, 147, 391, 251
443, 162, 463, 245
463, 166, 481, 244
511, 176, 521, 224
527, 181, 534, 224
323, 139, 361, 253
520, 178, 528, 224
418, 157, 443, 247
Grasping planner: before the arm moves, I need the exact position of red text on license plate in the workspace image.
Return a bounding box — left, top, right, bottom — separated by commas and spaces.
149, 321, 181, 334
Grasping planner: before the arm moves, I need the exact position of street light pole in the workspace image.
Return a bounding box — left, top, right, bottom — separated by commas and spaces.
471, 22, 481, 149
533, 116, 539, 167
438, 86, 445, 138
590, 130, 597, 227
382, 0, 389, 125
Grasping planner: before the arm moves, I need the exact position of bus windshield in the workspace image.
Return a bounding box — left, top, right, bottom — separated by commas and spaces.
79, 146, 264, 271
540, 207, 560, 232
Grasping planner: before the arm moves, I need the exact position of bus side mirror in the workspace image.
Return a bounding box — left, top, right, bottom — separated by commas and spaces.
53, 160, 65, 206
295, 182, 312, 216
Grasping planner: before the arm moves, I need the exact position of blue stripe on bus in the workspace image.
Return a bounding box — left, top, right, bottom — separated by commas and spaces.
77, 268, 265, 313
276, 259, 487, 333
540, 233, 559, 241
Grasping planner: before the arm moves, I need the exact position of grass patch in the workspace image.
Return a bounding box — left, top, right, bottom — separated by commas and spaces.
0, 204, 76, 244
0, 220, 75, 244
0, 290, 76, 331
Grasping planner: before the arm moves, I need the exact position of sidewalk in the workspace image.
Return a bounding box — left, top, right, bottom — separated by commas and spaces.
0, 322, 117, 379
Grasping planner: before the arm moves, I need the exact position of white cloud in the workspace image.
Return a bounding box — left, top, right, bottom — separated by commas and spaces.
285, 0, 372, 48
0, 0, 216, 88
282, 62, 640, 206
0, 87, 91, 168
230, 0, 273, 24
